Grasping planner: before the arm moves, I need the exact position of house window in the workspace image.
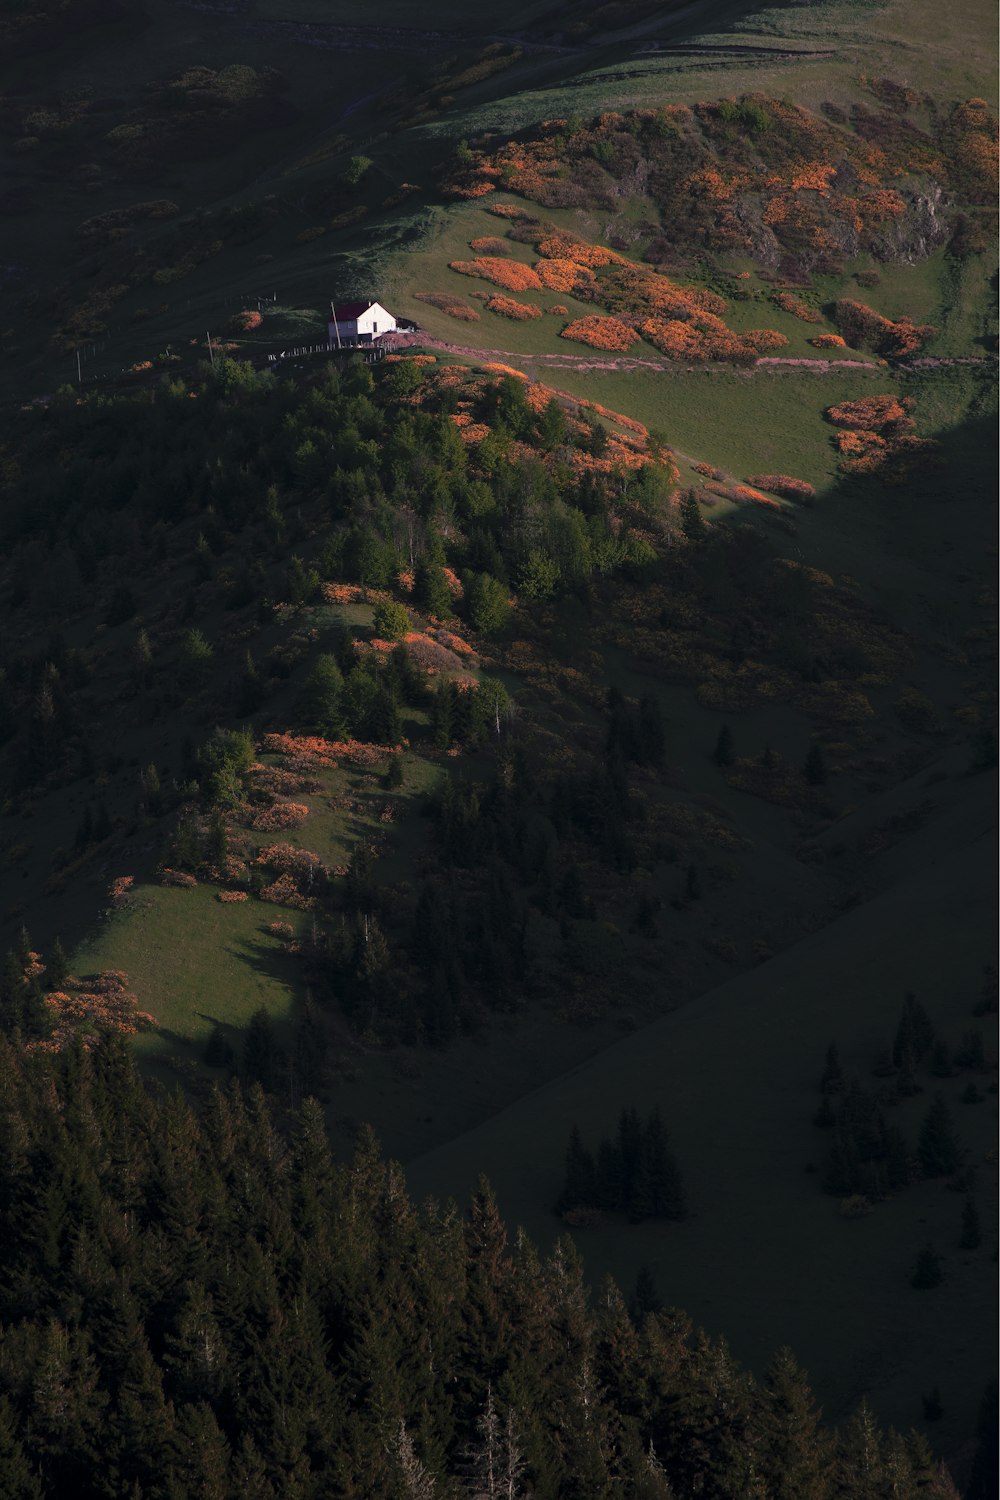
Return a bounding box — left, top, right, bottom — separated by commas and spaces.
372, 322, 378, 333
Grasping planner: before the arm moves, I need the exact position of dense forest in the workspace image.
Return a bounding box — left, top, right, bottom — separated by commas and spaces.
0, 1030, 993, 1499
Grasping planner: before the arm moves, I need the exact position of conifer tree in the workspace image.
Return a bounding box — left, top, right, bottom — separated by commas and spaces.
917, 1095, 961, 1178
680, 491, 707, 543
556, 1126, 598, 1215
819, 1042, 844, 1095
959, 1195, 982, 1250
760, 1346, 832, 1500
803, 743, 827, 785
713, 724, 735, 767
910, 1242, 943, 1289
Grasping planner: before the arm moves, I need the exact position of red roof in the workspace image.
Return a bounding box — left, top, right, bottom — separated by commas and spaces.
331, 300, 377, 320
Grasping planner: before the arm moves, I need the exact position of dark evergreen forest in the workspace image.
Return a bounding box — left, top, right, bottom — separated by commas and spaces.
0, 1032, 992, 1500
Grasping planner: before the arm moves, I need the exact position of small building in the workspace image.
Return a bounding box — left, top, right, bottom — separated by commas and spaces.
328, 299, 397, 347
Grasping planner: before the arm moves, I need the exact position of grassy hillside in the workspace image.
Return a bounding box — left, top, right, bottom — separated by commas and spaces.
0, 0, 995, 1483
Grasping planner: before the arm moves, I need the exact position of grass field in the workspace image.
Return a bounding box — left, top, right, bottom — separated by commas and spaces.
73, 883, 304, 1087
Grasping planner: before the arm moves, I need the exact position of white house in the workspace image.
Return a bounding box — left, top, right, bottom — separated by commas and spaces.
327, 300, 397, 347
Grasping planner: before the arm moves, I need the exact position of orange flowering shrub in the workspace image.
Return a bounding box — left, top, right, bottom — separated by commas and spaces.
826, 394, 934, 478
227, 308, 263, 333
260, 872, 315, 910
534, 257, 593, 292
548, 303, 568, 314
160, 867, 198, 887
535, 232, 625, 269
741, 329, 790, 353
267, 920, 295, 939
771, 291, 822, 322
486, 294, 542, 319
257, 844, 327, 878
109, 875, 134, 906
469, 236, 511, 255
560, 316, 638, 352
745, 474, 816, 500
217, 890, 248, 902
449, 257, 543, 292
826, 395, 912, 430
480, 362, 528, 379
321, 582, 392, 606
809, 334, 847, 348
834, 299, 933, 357
249, 801, 309, 831
488, 202, 532, 218
32, 970, 155, 1054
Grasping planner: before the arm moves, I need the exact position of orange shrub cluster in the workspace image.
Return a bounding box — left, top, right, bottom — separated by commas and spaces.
257, 843, 327, 880
488, 202, 531, 218
560, 316, 638, 352
826, 395, 912, 430
826, 394, 934, 478
228, 309, 263, 333
745, 473, 816, 500
267, 920, 295, 939
534, 257, 593, 292
249, 801, 310, 831
770, 291, 822, 322
160, 867, 198, 888
810, 334, 847, 348
260, 872, 315, 910
548, 303, 568, 314
262, 732, 340, 768
582, 400, 648, 437
834, 299, 934, 357
217, 890, 248, 903
449, 257, 543, 292
469, 236, 511, 255
486, 294, 542, 319
703, 482, 781, 509
321, 582, 392, 606
109, 875, 134, 906
32, 970, 155, 1054
535, 231, 626, 269
248, 764, 320, 798
403, 629, 469, 674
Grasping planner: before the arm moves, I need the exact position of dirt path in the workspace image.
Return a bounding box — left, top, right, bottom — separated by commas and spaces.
386, 331, 993, 376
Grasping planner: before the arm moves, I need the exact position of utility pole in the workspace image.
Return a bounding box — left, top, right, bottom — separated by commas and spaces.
76, 349, 82, 384
330, 301, 342, 349
206, 330, 215, 368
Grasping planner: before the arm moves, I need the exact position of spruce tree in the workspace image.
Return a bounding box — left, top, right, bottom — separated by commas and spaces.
47, 937, 68, 991
910, 1242, 943, 1289
760, 1346, 832, 1500
556, 1126, 598, 1215
967, 1380, 999, 1500
917, 1094, 961, 1178
242, 1006, 277, 1092
679, 490, 707, 543
713, 724, 735, 766
820, 1042, 844, 1095
803, 743, 827, 785
959, 1196, 982, 1250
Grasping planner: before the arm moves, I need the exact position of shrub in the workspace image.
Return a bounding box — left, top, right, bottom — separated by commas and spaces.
486, 295, 541, 319
449, 257, 543, 292
560, 316, 638, 352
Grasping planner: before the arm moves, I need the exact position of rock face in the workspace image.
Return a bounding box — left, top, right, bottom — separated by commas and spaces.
870, 187, 950, 263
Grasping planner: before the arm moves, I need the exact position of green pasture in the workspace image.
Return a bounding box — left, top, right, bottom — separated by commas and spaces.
547, 364, 900, 486
73, 883, 304, 1085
